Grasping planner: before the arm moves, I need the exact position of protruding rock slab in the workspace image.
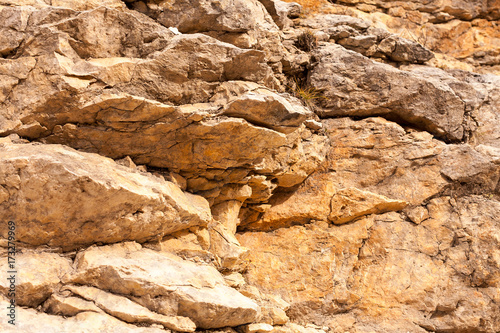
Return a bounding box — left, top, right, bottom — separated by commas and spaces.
0, 143, 211, 250
64, 285, 196, 332
63, 242, 260, 329
309, 44, 468, 141
222, 88, 313, 134
328, 187, 407, 224
0, 297, 167, 333
43, 294, 103, 316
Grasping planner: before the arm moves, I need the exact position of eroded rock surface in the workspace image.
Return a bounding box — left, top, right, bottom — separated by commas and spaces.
0, 0, 499, 332
0, 143, 211, 250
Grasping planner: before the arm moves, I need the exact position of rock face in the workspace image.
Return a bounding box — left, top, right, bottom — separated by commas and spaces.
1, 0, 500, 332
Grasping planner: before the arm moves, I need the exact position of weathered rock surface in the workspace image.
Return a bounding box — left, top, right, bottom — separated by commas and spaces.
326, 0, 500, 73
299, 14, 434, 63
241, 117, 500, 231
126, 0, 284, 58
0, 143, 211, 250
1, 0, 500, 332
63, 242, 260, 328
239, 195, 500, 331
0, 296, 168, 333
309, 45, 470, 141
63, 285, 196, 332
0, 251, 72, 306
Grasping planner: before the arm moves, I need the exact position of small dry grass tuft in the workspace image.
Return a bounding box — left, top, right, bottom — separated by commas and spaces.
296, 29, 318, 52
282, 0, 330, 15
289, 78, 324, 109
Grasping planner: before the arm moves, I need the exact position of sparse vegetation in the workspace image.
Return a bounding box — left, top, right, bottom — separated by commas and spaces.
295, 29, 318, 52
281, 0, 329, 14
289, 77, 324, 109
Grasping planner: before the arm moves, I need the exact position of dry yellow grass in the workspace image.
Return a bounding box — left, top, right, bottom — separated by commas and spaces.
281, 0, 330, 15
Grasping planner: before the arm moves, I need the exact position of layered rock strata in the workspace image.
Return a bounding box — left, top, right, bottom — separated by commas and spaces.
0, 0, 499, 332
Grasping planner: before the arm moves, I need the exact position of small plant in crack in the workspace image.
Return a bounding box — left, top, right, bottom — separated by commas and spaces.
295, 29, 318, 52
289, 77, 324, 109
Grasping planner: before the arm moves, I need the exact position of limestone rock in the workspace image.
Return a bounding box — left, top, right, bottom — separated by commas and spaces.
0, 143, 211, 250
243, 117, 500, 230
0, 297, 167, 333
63, 242, 260, 328
128, 0, 283, 57
241, 173, 337, 230
2, 0, 500, 332
238, 219, 374, 323
148, 228, 214, 263
64, 285, 196, 332
0, 0, 125, 10
0, 251, 72, 307
300, 14, 371, 31
328, 187, 408, 224
209, 222, 250, 271
309, 44, 468, 141
257, 0, 301, 29
239, 195, 500, 331
339, 0, 500, 21
222, 88, 313, 134
241, 323, 274, 333
43, 293, 103, 316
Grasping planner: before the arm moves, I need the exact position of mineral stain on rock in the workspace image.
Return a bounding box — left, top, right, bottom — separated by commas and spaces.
0, 0, 500, 332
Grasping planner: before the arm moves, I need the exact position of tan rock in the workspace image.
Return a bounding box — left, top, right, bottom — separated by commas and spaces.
237, 219, 374, 322
0, 0, 125, 10
240, 194, 500, 330
0, 251, 72, 307
223, 272, 246, 288
271, 323, 326, 333
0, 143, 211, 250
212, 200, 244, 234
405, 206, 429, 225
0, 296, 167, 333
257, 0, 300, 29
63, 242, 260, 328
241, 173, 337, 230
43, 293, 103, 316
309, 44, 469, 141
149, 229, 214, 263
266, 306, 289, 325
241, 323, 274, 333
209, 222, 250, 271
243, 117, 491, 230
328, 187, 408, 224
64, 285, 196, 332
222, 88, 313, 134
132, 0, 283, 57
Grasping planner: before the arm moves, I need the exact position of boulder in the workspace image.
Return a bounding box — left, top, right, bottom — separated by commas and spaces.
309, 44, 469, 141
0, 143, 211, 250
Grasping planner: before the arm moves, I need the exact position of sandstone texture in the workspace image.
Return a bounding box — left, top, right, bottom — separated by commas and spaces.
1, 0, 500, 332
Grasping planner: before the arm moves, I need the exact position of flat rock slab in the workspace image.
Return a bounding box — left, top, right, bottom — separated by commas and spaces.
63, 242, 260, 329
0, 296, 167, 333
0, 143, 211, 250
64, 285, 196, 332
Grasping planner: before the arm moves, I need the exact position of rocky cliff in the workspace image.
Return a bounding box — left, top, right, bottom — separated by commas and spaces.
0, 0, 499, 332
